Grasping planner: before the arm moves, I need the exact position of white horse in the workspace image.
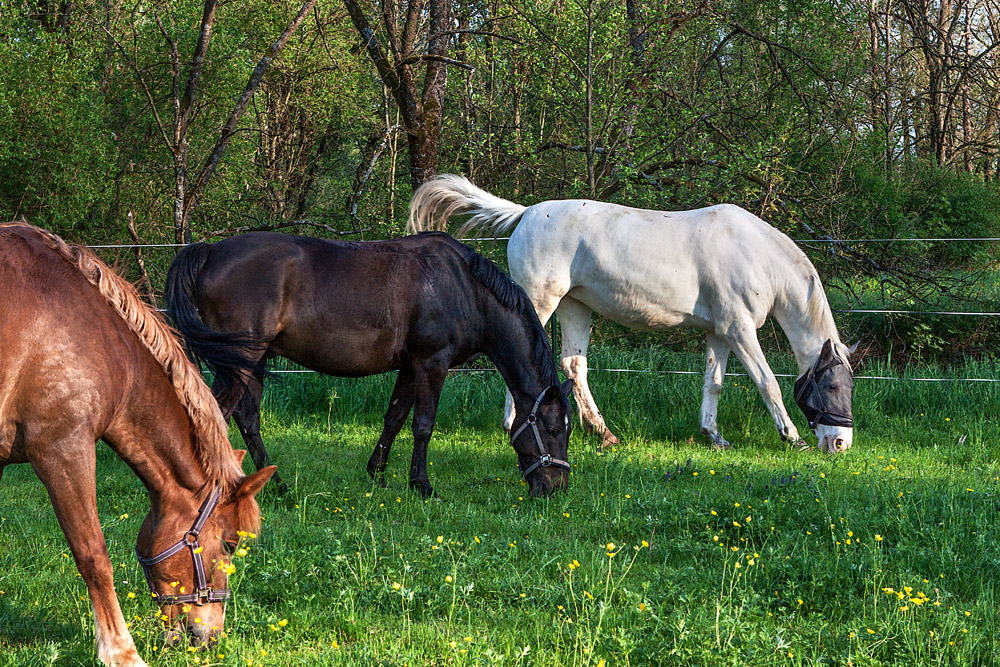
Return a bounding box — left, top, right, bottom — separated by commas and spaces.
407, 175, 856, 453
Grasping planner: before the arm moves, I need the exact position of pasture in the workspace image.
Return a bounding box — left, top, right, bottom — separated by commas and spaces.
1, 345, 998, 666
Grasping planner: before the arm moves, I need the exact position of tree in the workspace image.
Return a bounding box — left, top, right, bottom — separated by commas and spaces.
106, 0, 317, 243
342, 0, 466, 190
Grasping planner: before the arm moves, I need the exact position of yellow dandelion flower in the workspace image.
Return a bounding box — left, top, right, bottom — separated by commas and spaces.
278, 618, 288, 627
436, 536, 444, 543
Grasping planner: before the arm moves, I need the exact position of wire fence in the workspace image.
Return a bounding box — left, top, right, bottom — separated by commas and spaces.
88, 236, 1000, 385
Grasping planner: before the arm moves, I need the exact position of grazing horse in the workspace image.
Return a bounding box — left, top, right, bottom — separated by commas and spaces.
407, 175, 856, 453
0, 223, 275, 667
164, 231, 573, 497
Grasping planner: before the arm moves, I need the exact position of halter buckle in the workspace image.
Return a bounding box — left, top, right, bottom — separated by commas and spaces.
195, 588, 212, 606
540, 454, 552, 467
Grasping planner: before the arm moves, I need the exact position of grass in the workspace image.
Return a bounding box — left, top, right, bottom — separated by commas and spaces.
1, 345, 998, 666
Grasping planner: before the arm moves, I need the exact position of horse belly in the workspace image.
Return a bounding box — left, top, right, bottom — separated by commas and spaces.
270, 326, 403, 377
567, 283, 712, 332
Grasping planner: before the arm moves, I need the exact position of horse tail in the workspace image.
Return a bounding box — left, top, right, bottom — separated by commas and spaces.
407, 174, 526, 238
165, 243, 265, 394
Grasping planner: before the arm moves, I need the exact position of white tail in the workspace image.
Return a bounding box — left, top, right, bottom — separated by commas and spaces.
407, 174, 527, 238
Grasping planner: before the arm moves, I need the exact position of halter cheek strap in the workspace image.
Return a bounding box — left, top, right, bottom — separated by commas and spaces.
511, 388, 571, 479
136, 485, 231, 607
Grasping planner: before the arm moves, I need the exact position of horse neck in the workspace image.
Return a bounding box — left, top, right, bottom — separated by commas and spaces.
771, 275, 842, 376
104, 368, 214, 512
483, 305, 557, 404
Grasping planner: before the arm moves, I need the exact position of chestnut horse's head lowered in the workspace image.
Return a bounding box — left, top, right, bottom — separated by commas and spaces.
0, 223, 274, 666
136, 454, 273, 645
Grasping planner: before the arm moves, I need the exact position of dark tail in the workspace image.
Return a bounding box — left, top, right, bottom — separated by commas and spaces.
165, 243, 265, 394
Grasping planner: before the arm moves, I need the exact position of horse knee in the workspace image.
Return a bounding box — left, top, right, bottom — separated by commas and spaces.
561, 356, 588, 388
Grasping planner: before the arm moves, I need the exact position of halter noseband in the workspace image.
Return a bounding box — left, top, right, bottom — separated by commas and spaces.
794, 356, 854, 429
511, 388, 571, 479
136, 485, 231, 607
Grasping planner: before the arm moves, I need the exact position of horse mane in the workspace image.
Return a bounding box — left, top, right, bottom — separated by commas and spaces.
407, 174, 527, 237
803, 269, 853, 370
5, 223, 244, 489
465, 249, 560, 386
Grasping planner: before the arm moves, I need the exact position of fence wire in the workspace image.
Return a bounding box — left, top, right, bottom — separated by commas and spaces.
92, 238, 1000, 385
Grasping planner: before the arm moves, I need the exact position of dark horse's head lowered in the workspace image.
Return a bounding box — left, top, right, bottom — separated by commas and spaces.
510, 381, 574, 496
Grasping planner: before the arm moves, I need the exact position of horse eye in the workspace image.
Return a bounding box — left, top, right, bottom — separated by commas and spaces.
829, 383, 838, 391
223, 541, 238, 555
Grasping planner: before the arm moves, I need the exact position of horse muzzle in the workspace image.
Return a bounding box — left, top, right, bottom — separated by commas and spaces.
816, 424, 853, 454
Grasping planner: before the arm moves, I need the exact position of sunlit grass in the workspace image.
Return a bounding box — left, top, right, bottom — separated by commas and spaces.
1, 346, 998, 665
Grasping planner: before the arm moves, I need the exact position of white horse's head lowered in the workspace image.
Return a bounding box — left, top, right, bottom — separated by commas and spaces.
793, 339, 855, 453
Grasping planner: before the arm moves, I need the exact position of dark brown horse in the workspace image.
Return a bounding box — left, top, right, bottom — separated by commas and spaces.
0, 223, 275, 667
165, 231, 573, 497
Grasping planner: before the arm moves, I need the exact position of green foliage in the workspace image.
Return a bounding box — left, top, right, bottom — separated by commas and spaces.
844, 163, 1000, 267
0, 12, 114, 234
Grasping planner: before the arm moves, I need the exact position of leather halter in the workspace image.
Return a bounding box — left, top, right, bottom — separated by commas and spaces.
793, 356, 854, 429
136, 485, 231, 607
511, 388, 571, 479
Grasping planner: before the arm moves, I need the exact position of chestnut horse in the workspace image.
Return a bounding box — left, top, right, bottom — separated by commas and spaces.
165, 231, 573, 497
0, 223, 275, 667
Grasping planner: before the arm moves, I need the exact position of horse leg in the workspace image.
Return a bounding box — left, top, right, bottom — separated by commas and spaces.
556, 296, 619, 445
723, 324, 803, 447
31, 442, 149, 667
231, 372, 287, 493
211, 373, 246, 423
408, 361, 448, 498
367, 368, 416, 486
700, 334, 733, 450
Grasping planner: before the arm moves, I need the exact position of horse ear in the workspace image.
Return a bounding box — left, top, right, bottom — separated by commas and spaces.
560, 379, 575, 396
820, 339, 835, 361
236, 465, 277, 500
233, 449, 247, 466
847, 341, 859, 356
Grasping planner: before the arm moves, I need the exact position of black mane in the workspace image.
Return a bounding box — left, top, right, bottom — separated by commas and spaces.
466, 250, 560, 387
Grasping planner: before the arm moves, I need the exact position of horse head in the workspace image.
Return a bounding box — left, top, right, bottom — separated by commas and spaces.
511, 380, 574, 496
794, 339, 856, 453
136, 461, 274, 647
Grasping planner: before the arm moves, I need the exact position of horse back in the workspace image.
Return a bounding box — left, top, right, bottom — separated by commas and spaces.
509, 201, 816, 330
0, 227, 141, 462
192, 232, 482, 375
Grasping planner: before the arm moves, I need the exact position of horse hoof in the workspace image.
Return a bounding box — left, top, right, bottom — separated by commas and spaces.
792, 439, 813, 452
706, 433, 732, 450
410, 481, 435, 499
270, 476, 289, 495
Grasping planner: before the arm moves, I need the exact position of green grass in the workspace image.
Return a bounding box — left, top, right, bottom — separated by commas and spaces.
1, 346, 998, 666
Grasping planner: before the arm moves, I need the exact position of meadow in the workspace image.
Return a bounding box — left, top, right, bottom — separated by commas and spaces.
0, 345, 998, 666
